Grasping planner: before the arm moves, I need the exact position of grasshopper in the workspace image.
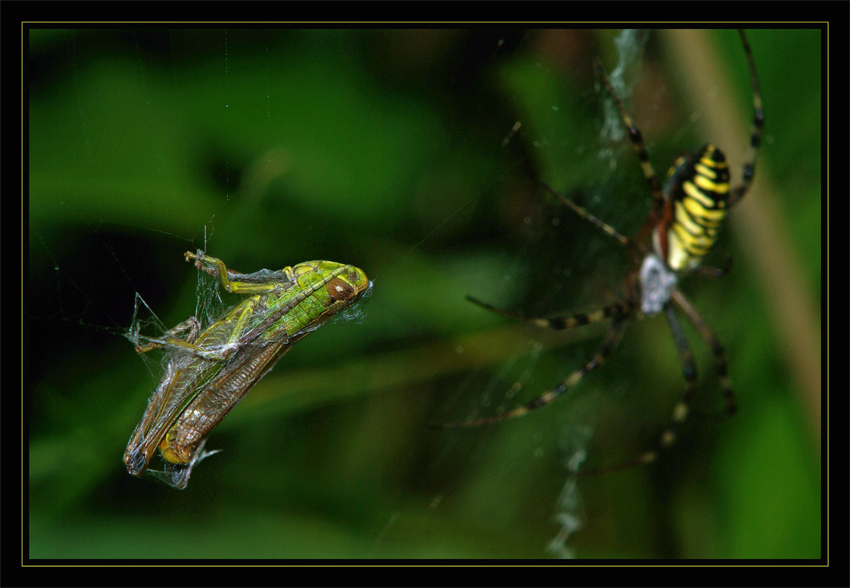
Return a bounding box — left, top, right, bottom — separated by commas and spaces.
124, 250, 369, 489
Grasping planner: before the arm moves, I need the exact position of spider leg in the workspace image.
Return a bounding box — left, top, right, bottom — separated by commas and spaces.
692, 252, 733, 279
578, 303, 696, 475
673, 289, 737, 416
539, 182, 631, 248
593, 55, 663, 209
643, 303, 698, 462
593, 53, 666, 250
727, 29, 764, 208
466, 294, 632, 332
434, 316, 630, 429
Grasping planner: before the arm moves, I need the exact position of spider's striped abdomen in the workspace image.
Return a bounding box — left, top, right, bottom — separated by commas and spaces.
657, 145, 731, 272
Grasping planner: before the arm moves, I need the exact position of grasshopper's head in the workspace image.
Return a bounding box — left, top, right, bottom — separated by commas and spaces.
325, 264, 369, 307
287, 261, 370, 338
293, 261, 369, 304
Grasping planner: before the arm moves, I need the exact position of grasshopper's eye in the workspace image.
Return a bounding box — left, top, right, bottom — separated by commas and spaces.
327, 277, 354, 301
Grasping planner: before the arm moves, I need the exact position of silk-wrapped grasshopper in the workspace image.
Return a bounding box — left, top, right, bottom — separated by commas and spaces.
124, 250, 369, 489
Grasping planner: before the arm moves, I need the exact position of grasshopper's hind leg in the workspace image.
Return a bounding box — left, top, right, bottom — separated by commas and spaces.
184, 250, 294, 294
134, 317, 201, 354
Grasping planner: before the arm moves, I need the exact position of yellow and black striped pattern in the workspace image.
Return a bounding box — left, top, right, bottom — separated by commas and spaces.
665, 145, 731, 272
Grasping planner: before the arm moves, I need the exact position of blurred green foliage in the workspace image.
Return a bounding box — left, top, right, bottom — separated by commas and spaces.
28, 28, 821, 560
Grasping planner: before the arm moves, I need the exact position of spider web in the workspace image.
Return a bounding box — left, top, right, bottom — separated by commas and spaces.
28, 27, 720, 559
428, 29, 656, 558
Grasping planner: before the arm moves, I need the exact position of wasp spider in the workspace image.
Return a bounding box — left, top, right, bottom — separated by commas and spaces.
445, 30, 763, 475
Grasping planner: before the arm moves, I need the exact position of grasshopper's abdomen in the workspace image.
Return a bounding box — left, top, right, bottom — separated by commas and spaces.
159, 340, 290, 464
657, 145, 731, 272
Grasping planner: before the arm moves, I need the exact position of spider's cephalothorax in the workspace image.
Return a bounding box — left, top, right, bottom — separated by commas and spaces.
442, 30, 763, 475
